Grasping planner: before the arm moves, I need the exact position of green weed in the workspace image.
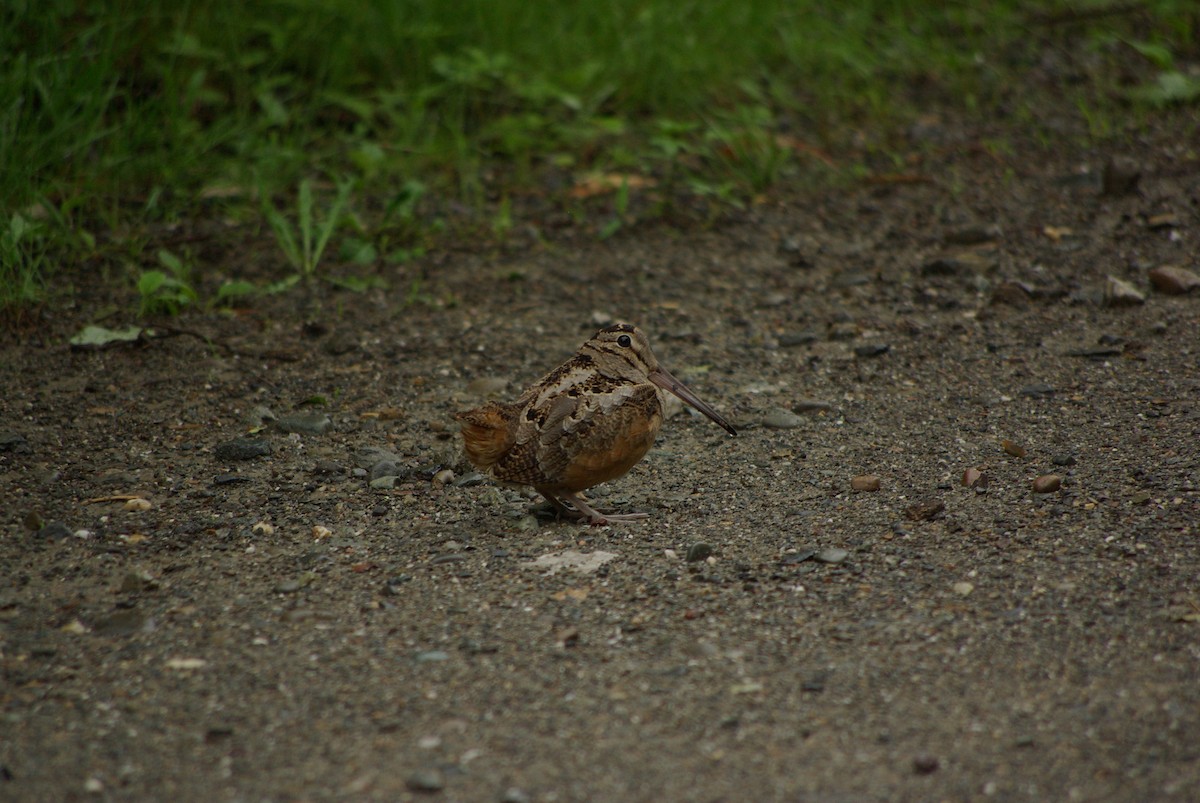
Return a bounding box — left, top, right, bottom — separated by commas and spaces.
0, 214, 45, 308
262, 178, 354, 284
137, 250, 197, 317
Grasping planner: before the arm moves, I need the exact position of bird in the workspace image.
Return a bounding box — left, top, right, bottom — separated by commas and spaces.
455, 323, 736, 525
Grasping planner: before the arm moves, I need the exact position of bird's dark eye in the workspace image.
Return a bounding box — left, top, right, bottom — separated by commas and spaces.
617, 334, 632, 347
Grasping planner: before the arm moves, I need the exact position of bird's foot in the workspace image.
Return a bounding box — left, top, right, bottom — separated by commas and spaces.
558, 493, 648, 526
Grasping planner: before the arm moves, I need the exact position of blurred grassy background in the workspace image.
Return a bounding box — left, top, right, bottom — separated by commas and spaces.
2, 0, 1197, 309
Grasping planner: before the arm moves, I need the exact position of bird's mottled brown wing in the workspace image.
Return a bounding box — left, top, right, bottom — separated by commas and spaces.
498, 382, 662, 494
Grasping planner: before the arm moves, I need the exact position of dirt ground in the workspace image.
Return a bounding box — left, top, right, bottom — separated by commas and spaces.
3, 110, 1200, 802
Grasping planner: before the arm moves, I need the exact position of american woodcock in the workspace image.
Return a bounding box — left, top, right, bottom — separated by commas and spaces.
456, 323, 736, 525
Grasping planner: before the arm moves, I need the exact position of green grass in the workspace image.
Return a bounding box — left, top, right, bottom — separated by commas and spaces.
2, 0, 1198, 310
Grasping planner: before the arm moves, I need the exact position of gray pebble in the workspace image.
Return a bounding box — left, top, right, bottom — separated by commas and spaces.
41, 521, 74, 540
248, 406, 277, 425
467, 376, 510, 396
214, 438, 271, 461
943, 224, 1001, 245
815, 548, 849, 564
370, 460, 400, 481
415, 651, 450, 664
1052, 454, 1077, 467
1020, 383, 1055, 399
923, 251, 991, 275
369, 475, 398, 490
275, 413, 332, 435
354, 446, 401, 469
0, 432, 31, 453
1104, 276, 1145, 307
686, 543, 714, 562
829, 322, 858, 340
406, 768, 445, 792
781, 548, 816, 565
453, 472, 486, 487
793, 398, 834, 413
854, 344, 890, 358
779, 332, 819, 347
762, 408, 805, 429
92, 609, 147, 636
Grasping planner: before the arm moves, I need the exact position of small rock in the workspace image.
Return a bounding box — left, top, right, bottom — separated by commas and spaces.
248, 406, 277, 426
943, 224, 1001, 246
0, 432, 31, 453
1020, 383, 1055, 399
274, 573, 316, 594
453, 472, 486, 487
1002, 439, 1026, 458
904, 499, 945, 522
830, 270, 870, 289
41, 521, 75, 540
686, 543, 715, 562
214, 438, 271, 461
313, 459, 344, 475
1032, 475, 1062, 493
1148, 265, 1200, 295
815, 548, 849, 564
354, 446, 401, 469
466, 376, 509, 396
118, 571, 156, 593
922, 251, 992, 275
370, 460, 400, 481
952, 581, 974, 597
762, 408, 804, 429
1104, 276, 1145, 307
1131, 491, 1152, 506
415, 650, 450, 663
432, 469, 455, 485
912, 754, 940, 775
1051, 454, 1076, 467
1147, 212, 1178, 230
312, 525, 332, 539
828, 322, 858, 340
499, 788, 533, 803
793, 398, 834, 413
405, 768, 445, 792
990, 280, 1033, 307
850, 475, 881, 492
23, 510, 44, 531
92, 609, 147, 636
779, 331, 819, 347
252, 521, 274, 536
1101, 157, 1140, 196
275, 413, 332, 435
854, 344, 890, 358
781, 548, 817, 565
123, 497, 152, 512
1067, 345, 1123, 360
962, 467, 986, 488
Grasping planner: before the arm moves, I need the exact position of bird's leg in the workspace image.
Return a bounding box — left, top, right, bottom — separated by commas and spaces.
559, 492, 649, 526
540, 493, 584, 522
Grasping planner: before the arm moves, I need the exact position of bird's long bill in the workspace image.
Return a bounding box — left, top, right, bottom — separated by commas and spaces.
649, 367, 737, 436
